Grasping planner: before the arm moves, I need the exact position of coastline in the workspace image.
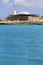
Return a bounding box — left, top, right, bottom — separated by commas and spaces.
0, 20, 43, 25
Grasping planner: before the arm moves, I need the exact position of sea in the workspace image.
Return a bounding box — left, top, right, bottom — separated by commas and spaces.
0, 25, 43, 65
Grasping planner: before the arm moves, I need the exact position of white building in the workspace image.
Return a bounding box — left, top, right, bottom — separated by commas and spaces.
19, 11, 29, 14
13, 10, 16, 15
12, 10, 29, 15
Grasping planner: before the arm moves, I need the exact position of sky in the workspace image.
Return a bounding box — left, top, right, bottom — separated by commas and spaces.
0, 0, 43, 19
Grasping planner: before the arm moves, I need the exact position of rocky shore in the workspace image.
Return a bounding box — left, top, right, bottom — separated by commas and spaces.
0, 20, 43, 25
0, 15, 43, 25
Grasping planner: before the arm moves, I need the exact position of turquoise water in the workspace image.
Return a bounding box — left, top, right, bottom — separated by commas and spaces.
0, 25, 43, 65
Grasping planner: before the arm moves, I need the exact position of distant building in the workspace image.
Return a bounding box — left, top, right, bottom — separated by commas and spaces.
19, 11, 29, 14
13, 10, 16, 15
7, 11, 39, 21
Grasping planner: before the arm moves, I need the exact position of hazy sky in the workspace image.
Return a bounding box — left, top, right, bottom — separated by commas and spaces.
0, 0, 43, 18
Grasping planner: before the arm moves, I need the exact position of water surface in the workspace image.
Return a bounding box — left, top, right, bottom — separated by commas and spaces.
0, 25, 43, 65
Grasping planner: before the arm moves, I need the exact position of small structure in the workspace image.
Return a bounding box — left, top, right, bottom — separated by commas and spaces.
13, 10, 16, 15
19, 11, 29, 14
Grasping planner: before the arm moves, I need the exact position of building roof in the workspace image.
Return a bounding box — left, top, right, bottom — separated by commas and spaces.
19, 11, 29, 14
